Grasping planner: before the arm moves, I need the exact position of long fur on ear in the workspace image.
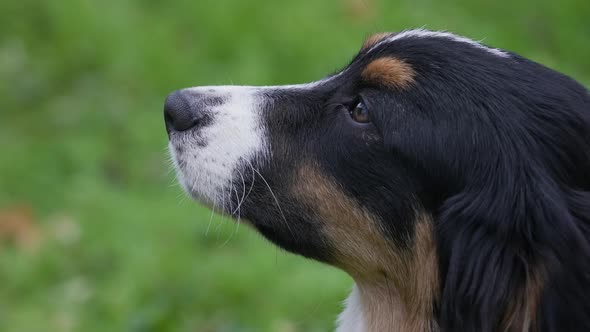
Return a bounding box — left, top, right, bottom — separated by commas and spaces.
436, 173, 590, 331
376, 40, 590, 331
370, 29, 590, 330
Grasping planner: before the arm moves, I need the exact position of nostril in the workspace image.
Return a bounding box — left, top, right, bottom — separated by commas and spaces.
164, 90, 199, 132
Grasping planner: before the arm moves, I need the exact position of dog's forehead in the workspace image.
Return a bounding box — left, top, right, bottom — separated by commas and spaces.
359, 29, 509, 58
334, 29, 512, 92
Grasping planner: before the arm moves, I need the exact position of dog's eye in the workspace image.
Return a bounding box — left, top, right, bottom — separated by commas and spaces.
349, 102, 370, 123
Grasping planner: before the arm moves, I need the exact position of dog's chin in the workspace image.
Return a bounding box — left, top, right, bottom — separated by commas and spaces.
169, 145, 219, 209
181, 180, 218, 209
169, 140, 254, 217
172, 169, 223, 210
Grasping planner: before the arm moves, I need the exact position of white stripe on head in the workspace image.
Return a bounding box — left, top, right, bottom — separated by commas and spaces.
369, 29, 509, 58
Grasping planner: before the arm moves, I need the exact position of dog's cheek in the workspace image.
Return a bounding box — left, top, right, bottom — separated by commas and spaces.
292, 162, 393, 272
292, 162, 440, 309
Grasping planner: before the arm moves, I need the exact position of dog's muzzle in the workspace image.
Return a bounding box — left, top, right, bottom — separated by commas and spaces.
164, 86, 268, 210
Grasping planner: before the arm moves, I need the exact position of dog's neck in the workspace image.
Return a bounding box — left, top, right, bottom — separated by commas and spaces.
337, 280, 438, 332
336, 220, 440, 332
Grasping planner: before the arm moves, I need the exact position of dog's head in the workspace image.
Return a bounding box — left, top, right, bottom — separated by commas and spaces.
165, 30, 590, 330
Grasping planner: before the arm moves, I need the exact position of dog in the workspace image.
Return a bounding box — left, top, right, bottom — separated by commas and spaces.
164, 29, 590, 331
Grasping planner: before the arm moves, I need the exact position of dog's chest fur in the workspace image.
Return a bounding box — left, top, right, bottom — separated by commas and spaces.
337, 284, 438, 332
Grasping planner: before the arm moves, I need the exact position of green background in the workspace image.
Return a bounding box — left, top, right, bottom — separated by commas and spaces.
1, 0, 588, 331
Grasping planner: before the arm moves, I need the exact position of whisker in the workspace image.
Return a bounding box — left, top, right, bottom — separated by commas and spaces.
214, 187, 231, 234
205, 196, 217, 237
220, 185, 242, 248
243, 161, 257, 203
177, 194, 187, 205
231, 166, 248, 215
246, 160, 296, 241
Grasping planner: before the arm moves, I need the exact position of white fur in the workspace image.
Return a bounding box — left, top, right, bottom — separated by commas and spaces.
371, 28, 509, 58
337, 285, 366, 332
168, 80, 337, 209
169, 86, 266, 207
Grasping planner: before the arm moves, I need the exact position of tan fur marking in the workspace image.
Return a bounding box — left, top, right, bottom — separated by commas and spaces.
361, 32, 391, 51
362, 57, 415, 89
294, 162, 439, 332
501, 266, 546, 332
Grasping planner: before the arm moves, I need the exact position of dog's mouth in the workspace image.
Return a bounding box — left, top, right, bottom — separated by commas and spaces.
169, 140, 259, 216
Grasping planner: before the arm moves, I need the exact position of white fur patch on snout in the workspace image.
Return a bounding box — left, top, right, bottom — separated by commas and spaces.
167, 76, 340, 211
168, 86, 267, 209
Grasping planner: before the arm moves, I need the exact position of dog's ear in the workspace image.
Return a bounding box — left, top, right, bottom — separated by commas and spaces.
374, 38, 590, 329
435, 178, 590, 331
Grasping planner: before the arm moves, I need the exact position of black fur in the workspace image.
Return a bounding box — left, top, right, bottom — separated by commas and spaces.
175, 31, 590, 331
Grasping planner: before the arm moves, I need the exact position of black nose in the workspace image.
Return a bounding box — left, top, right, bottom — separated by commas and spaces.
164, 90, 199, 133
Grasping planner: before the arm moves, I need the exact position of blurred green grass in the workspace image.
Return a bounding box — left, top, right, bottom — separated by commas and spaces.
0, 0, 588, 331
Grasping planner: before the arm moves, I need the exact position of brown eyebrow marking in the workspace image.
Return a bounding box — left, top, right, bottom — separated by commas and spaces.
361, 57, 415, 89
361, 32, 391, 51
